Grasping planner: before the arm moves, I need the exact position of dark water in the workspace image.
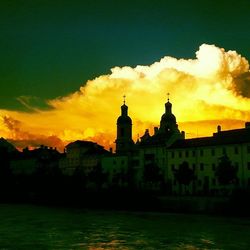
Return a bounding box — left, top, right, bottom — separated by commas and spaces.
0, 204, 250, 249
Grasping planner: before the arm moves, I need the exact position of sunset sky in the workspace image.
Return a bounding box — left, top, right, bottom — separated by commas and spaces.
0, 0, 250, 151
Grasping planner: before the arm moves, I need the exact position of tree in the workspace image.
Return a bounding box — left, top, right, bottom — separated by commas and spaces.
215, 154, 237, 186
174, 161, 195, 194
88, 162, 107, 190
0, 147, 13, 199
143, 162, 163, 190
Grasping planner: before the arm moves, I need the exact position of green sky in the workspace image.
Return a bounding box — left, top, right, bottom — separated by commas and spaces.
0, 0, 249, 110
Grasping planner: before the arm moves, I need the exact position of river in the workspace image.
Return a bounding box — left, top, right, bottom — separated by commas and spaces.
0, 204, 249, 249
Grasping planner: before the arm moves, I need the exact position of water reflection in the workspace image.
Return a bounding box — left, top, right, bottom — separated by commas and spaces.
72, 224, 150, 249
0, 205, 249, 249
69, 223, 220, 250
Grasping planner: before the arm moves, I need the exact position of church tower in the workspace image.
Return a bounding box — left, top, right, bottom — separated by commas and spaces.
115, 96, 134, 154
159, 94, 179, 134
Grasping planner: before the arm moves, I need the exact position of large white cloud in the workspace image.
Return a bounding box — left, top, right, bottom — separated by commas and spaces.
0, 44, 250, 150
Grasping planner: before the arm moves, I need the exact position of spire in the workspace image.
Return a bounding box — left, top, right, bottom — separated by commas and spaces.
121, 95, 128, 116
123, 94, 126, 105
136, 133, 140, 144
165, 92, 172, 114
116, 94, 134, 153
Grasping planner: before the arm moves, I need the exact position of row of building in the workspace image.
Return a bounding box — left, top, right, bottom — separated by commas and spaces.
101, 96, 250, 194
1, 96, 250, 195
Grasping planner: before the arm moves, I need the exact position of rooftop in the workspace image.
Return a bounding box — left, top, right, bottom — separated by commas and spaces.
169, 127, 250, 149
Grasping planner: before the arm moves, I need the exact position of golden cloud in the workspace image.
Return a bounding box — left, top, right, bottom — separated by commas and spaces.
0, 44, 250, 151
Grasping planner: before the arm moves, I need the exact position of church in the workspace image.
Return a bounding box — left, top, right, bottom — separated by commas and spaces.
101, 95, 250, 194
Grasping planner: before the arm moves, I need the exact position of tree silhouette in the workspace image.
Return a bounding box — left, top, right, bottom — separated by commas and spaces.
88, 162, 107, 190
174, 161, 195, 194
0, 147, 13, 199
215, 154, 237, 186
144, 162, 161, 183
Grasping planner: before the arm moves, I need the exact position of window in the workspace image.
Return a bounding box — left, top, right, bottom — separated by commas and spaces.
247, 146, 250, 154
211, 149, 215, 156
113, 160, 116, 165
121, 160, 125, 165
179, 151, 182, 158
234, 147, 239, 154
185, 150, 189, 157
200, 149, 204, 156
200, 163, 204, 171
192, 150, 196, 157
171, 151, 175, 158
212, 163, 216, 171
198, 179, 202, 186
132, 160, 139, 166
248, 162, 250, 170
171, 164, 175, 171
212, 178, 216, 185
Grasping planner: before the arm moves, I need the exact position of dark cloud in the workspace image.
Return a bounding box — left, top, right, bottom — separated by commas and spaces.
234, 72, 250, 98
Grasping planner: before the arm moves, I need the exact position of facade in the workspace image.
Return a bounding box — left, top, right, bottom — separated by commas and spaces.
59, 140, 110, 176
102, 97, 250, 195
102, 155, 130, 187
10, 146, 61, 175
102, 96, 185, 189
167, 125, 250, 194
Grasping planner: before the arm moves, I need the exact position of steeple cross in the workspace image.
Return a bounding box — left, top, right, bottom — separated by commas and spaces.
123, 95, 126, 104
167, 93, 170, 102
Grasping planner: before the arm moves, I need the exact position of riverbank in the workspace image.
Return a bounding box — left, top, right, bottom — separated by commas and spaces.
3, 189, 250, 216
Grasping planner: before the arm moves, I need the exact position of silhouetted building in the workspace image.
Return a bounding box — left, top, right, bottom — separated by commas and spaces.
2, 95, 250, 197
0, 137, 18, 154
10, 145, 61, 175
168, 123, 250, 195
0, 138, 18, 179
102, 154, 130, 188
115, 97, 134, 154
60, 140, 110, 175
139, 96, 184, 147
102, 95, 250, 195
103, 96, 184, 189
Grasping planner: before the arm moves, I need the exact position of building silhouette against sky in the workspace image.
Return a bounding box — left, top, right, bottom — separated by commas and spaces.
1, 95, 250, 196
115, 96, 134, 154
100, 95, 250, 195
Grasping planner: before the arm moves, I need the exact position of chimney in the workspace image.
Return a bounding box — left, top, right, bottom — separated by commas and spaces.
23, 147, 29, 152
217, 125, 221, 133
181, 131, 185, 139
